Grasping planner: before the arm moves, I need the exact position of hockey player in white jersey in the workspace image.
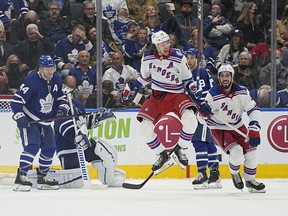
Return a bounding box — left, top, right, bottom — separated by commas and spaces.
201, 63, 265, 193
185, 48, 221, 189
11, 55, 69, 192
135, 30, 200, 172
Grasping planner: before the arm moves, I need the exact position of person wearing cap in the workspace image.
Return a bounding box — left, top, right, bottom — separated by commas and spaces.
10, 55, 69, 192
215, 28, 248, 68
134, 30, 200, 173
200, 63, 266, 193
203, 3, 233, 53
185, 48, 222, 190
166, 0, 197, 49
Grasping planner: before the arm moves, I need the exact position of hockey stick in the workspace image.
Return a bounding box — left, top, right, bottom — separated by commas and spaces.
196, 0, 204, 80
212, 114, 249, 141
67, 93, 91, 189
122, 147, 176, 190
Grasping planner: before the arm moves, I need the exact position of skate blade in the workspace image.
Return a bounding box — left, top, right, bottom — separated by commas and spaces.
154, 160, 174, 175
208, 180, 223, 189
171, 154, 186, 170
13, 184, 31, 192
248, 188, 266, 193
193, 182, 209, 190
37, 184, 59, 190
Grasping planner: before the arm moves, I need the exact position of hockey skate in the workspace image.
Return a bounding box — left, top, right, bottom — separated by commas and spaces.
245, 180, 266, 193
13, 169, 33, 192
231, 173, 244, 190
152, 151, 174, 175
37, 168, 59, 190
192, 171, 209, 190
172, 145, 188, 169
208, 169, 222, 189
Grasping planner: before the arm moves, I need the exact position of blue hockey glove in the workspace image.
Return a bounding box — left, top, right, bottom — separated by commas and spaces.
187, 80, 203, 100
74, 131, 91, 150
88, 108, 116, 129
198, 101, 213, 118
56, 104, 69, 117
248, 121, 261, 147
12, 112, 28, 129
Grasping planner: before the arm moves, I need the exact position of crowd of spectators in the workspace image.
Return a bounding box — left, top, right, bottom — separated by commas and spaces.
0, 0, 287, 108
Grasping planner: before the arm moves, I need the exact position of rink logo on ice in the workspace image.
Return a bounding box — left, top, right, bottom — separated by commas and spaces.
267, 115, 288, 153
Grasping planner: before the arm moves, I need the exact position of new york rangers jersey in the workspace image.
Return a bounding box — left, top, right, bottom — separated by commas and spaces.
11, 71, 67, 126
140, 48, 192, 93
205, 83, 260, 130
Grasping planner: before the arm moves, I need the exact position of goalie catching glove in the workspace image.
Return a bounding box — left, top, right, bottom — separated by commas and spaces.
87, 108, 116, 129
248, 121, 261, 147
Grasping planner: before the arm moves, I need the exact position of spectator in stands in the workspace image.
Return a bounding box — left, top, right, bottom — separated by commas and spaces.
86, 25, 111, 70
4, 54, 24, 94
0, 0, 28, 30
203, 3, 233, 55
27, 0, 48, 20
113, 8, 134, 46
40, 2, 72, 45
166, 0, 197, 49
126, 0, 157, 23
101, 0, 128, 25
125, 20, 139, 41
216, 28, 248, 68
86, 79, 121, 108
0, 26, 14, 71
138, 4, 167, 43
276, 4, 288, 48
13, 23, 55, 75
76, 0, 116, 52
259, 49, 288, 91
262, 0, 287, 31
54, 24, 93, 77
234, 51, 260, 91
46, 0, 71, 18
9, 10, 41, 45
236, 1, 265, 50
122, 27, 149, 72
276, 74, 288, 108
68, 50, 97, 105
102, 52, 139, 97
169, 33, 180, 49
250, 85, 271, 108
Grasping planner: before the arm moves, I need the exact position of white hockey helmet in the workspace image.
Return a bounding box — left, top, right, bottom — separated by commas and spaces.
218, 64, 235, 78
151, 30, 170, 45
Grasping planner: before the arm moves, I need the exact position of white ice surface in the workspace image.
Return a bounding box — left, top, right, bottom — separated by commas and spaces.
1, 179, 287, 216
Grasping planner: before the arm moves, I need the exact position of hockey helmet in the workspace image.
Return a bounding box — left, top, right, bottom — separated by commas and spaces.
151, 30, 170, 46
218, 64, 235, 78
186, 48, 198, 57
38, 55, 55, 68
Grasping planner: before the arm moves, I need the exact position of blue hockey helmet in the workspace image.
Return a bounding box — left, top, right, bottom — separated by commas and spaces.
186, 48, 198, 57
38, 55, 55, 68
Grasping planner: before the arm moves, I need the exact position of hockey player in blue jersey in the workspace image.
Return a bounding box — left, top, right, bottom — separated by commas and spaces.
53, 87, 126, 188
185, 48, 222, 189
11, 55, 69, 192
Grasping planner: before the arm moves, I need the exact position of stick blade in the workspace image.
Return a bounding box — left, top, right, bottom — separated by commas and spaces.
122, 182, 144, 190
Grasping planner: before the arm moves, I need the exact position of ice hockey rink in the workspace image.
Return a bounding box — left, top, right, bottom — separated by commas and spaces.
0, 178, 287, 216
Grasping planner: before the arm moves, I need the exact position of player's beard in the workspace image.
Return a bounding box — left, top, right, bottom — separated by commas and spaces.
220, 80, 233, 90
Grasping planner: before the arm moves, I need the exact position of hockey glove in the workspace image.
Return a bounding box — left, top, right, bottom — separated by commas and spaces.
74, 131, 91, 150
198, 101, 213, 119
12, 112, 28, 129
248, 121, 261, 147
56, 104, 69, 117
186, 80, 203, 102
88, 108, 116, 129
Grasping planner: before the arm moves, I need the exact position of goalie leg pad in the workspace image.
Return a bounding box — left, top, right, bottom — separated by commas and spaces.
27, 168, 84, 188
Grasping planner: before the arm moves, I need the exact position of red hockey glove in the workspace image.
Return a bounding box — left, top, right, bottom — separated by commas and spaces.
248, 121, 261, 147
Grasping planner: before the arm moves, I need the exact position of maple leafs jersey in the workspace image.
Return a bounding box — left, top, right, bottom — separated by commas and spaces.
205, 83, 260, 130
140, 48, 192, 93
11, 71, 67, 126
